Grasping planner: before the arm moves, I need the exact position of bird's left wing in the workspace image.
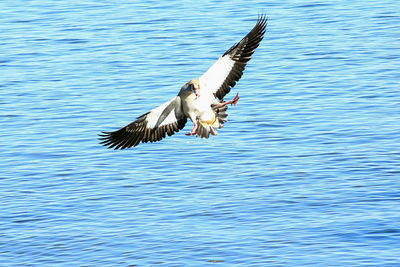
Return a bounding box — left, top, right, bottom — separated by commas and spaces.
99, 96, 187, 149
199, 15, 267, 100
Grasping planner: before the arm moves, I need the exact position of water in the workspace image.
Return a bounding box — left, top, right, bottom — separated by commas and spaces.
1, 0, 400, 266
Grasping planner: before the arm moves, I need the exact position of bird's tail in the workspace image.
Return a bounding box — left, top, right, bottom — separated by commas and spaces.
195, 102, 229, 138
213, 104, 228, 127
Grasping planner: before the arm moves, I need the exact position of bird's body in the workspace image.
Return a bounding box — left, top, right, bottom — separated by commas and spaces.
180, 80, 220, 128
100, 15, 267, 149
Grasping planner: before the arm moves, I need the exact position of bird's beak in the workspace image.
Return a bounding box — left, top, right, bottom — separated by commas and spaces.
191, 85, 199, 97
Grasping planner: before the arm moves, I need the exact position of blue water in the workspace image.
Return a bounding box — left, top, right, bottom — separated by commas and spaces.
1, 0, 400, 266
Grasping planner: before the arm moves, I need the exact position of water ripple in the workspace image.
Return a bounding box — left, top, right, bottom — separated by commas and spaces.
1, 0, 400, 266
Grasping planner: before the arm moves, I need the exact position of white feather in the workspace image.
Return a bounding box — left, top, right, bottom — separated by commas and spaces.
199, 55, 235, 96
145, 96, 181, 129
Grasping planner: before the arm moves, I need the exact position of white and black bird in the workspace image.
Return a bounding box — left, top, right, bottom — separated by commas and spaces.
100, 15, 267, 149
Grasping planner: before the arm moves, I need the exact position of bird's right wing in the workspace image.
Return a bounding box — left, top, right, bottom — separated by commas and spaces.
99, 96, 187, 149
199, 15, 267, 100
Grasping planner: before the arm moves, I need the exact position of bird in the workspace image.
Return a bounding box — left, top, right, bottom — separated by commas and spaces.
99, 15, 267, 149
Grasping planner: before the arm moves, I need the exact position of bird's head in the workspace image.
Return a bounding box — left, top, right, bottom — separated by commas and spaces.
190, 79, 200, 90
189, 79, 200, 97
180, 79, 200, 98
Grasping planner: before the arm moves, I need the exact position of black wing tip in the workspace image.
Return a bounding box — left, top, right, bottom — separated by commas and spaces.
254, 14, 268, 36
98, 119, 187, 150
98, 131, 111, 138
257, 13, 268, 23
98, 130, 138, 150
253, 14, 268, 37
223, 14, 268, 56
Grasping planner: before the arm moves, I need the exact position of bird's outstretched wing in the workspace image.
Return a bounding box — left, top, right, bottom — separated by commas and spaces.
199, 15, 267, 100
99, 96, 187, 149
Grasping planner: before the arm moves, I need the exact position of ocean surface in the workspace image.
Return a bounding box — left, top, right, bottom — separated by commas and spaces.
1, 0, 399, 266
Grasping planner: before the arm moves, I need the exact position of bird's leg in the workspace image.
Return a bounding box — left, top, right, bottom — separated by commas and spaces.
217, 93, 240, 107
185, 122, 198, 136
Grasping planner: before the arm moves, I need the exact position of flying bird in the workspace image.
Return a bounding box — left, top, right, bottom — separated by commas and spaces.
100, 15, 267, 149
